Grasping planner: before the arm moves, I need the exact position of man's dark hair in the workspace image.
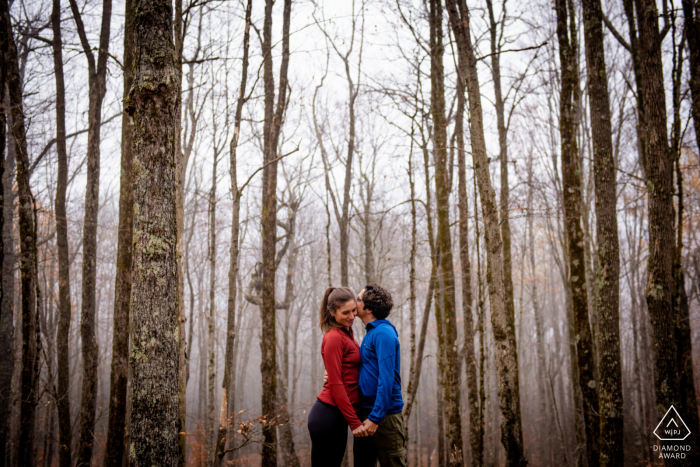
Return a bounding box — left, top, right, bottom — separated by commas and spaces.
363, 283, 393, 320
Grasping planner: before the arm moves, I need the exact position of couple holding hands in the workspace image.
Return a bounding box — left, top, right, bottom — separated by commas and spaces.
307, 283, 406, 467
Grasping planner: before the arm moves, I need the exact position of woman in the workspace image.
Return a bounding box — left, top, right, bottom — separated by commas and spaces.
307, 287, 368, 466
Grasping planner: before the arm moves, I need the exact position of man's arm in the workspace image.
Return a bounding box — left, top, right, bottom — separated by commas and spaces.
367, 330, 396, 424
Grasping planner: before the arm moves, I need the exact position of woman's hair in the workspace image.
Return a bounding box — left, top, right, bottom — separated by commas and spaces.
319, 287, 356, 332
362, 283, 393, 320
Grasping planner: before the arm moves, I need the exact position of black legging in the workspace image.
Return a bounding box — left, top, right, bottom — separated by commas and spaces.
307, 399, 348, 466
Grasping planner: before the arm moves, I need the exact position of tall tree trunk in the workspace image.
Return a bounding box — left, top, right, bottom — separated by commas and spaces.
580, 0, 623, 464
1, 0, 38, 463
260, 0, 291, 464
403, 98, 436, 425
104, 1, 134, 465
215, 2, 251, 463
173, 1, 189, 463
67, 0, 113, 464
454, 41, 481, 467
127, 0, 181, 463
206, 147, 218, 467
634, 0, 680, 422
554, 1, 601, 466
682, 0, 700, 146
51, 2, 73, 466
429, 1, 464, 463
444, 1, 525, 465
485, 0, 517, 366
526, 156, 549, 467
0, 16, 8, 467
0, 95, 13, 467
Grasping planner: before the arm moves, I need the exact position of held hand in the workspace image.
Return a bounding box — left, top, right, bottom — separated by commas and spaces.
323, 370, 328, 383
363, 419, 378, 436
352, 425, 369, 437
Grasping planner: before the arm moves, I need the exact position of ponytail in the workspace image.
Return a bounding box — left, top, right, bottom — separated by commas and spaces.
319, 286, 355, 332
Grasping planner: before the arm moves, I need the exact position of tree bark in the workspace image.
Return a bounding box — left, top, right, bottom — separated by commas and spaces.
67, 0, 113, 463
444, 1, 525, 465
454, 35, 481, 467
0, 15, 8, 467
206, 137, 218, 467
51, 1, 73, 466
104, 1, 134, 465
126, 0, 181, 463
485, 0, 517, 364
526, 155, 549, 467
260, 0, 291, 464
429, 1, 464, 464
580, 0, 624, 465
634, 0, 680, 421
1, 0, 38, 463
215, 1, 251, 463
554, 2, 602, 466
682, 0, 700, 146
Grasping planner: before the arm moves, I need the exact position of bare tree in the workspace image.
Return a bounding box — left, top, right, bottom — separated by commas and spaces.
260, 0, 292, 464
0, 0, 38, 463
104, 1, 134, 465
215, 1, 252, 464
66, 0, 113, 463
634, 0, 681, 425
313, 0, 365, 287
580, 0, 624, 464
429, 1, 464, 463
0, 8, 8, 466
445, 1, 525, 464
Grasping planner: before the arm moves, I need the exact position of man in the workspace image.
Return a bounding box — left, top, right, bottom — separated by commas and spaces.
354, 283, 406, 467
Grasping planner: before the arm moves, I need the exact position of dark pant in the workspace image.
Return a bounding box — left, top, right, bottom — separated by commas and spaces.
307, 400, 349, 467
354, 408, 407, 467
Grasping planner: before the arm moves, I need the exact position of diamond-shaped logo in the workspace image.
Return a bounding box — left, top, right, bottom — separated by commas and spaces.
654, 405, 691, 441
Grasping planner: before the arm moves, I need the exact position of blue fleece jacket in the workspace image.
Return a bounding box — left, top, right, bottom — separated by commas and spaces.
359, 319, 404, 423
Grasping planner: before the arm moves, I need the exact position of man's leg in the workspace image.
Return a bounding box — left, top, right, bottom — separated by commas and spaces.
371, 412, 407, 467
354, 409, 379, 467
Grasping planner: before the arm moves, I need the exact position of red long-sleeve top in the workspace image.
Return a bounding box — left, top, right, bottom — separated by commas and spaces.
317, 327, 362, 429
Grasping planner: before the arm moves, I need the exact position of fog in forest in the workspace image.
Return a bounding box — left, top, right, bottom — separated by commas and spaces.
0, 0, 699, 466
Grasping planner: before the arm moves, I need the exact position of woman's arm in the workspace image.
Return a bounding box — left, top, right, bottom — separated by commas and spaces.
323, 332, 363, 429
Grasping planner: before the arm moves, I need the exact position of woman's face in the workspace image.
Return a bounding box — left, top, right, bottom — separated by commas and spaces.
331, 300, 357, 328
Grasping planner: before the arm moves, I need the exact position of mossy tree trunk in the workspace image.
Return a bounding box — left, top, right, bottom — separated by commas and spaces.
634, 0, 681, 425
127, 0, 181, 463
445, 1, 525, 465
429, 1, 464, 463
0, 0, 38, 463
581, 0, 624, 465
555, 1, 601, 465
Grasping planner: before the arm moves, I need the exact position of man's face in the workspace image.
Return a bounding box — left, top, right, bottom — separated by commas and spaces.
356, 289, 369, 319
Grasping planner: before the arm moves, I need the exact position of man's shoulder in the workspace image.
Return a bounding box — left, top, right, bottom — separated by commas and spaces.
372, 322, 399, 344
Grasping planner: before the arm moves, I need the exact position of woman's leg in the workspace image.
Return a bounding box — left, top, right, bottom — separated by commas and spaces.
307, 400, 348, 467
